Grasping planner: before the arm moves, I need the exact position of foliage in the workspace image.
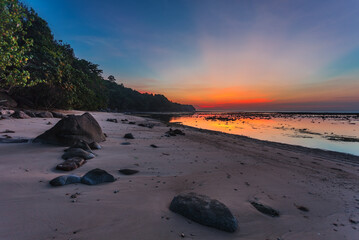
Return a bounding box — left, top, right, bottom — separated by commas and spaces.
0, 0, 34, 90
107, 75, 116, 82
5, 0, 194, 112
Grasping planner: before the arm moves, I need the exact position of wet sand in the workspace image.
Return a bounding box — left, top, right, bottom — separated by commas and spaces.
0, 111, 358, 240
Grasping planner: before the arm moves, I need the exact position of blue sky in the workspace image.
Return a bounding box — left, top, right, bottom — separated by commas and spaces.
22, 0, 359, 111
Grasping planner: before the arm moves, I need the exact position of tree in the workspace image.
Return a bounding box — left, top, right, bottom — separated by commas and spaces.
0, 0, 34, 91
108, 75, 116, 82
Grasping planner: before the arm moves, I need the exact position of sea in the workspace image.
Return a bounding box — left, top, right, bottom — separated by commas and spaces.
148, 112, 359, 156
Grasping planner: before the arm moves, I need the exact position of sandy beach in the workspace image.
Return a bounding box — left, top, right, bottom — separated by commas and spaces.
0, 111, 358, 240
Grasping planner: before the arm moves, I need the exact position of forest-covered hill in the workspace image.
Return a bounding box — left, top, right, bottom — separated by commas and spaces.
0, 0, 195, 112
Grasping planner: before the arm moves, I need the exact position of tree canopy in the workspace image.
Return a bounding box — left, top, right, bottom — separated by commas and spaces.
1, 0, 195, 112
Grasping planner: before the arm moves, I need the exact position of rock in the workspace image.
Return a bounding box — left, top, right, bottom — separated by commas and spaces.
10, 110, 31, 119
124, 133, 134, 139
81, 168, 115, 185
128, 121, 136, 125
89, 141, 101, 150
67, 140, 93, 153
138, 123, 155, 128
36, 111, 53, 118
106, 118, 118, 123
0, 92, 17, 108
119, 169, 139, 175
169, 192, 238, 232
295, 204, 309, 212
250, 201, 280, 217
56, 157, 86, 171
24, 110, 36, 118
0, 109, 15, 116
49, 175, 81, 186
62, 148, 95, 160
166, 128, 185, 136
0, 129, 15, 133
33, 112, 106, 146
121, 142, 131, 145
0, 138, 28, 143
51, 112, 66, 118
150, 144, 158, 148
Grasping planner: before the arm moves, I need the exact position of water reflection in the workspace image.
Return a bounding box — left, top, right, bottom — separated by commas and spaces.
164, 112, 359, 156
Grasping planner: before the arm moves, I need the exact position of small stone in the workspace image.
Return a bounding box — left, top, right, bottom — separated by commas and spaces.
124, 133, 134, 139
62, 148, 95, 160
250, 201, 280, 217
119, 169, 139, 175
106, 118, 118, 123
150, 144, 158, 148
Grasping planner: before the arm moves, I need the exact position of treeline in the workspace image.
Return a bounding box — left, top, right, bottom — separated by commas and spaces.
0, 0, 195, 112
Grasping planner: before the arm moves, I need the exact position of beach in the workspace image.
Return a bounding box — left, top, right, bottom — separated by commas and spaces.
0, 111, 358, 240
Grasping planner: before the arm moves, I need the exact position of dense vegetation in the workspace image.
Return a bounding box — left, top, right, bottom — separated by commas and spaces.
0, 0, 195, 112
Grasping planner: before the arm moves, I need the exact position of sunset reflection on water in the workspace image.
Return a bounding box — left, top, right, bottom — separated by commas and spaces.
169, 113, 359, 156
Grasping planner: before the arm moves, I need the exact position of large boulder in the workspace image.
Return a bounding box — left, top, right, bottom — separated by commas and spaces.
169, 192, 238, 232
81, 168, 115, 185
34, 112, 106, 146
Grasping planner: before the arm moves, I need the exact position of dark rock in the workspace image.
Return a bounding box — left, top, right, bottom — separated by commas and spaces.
250, 201, 280, 217
119, 169, 139, 175
49, 175, 81, 186
166, 128, 185, 136
67, 140, 93, 153
62, 148, 95, 160
51, 112, 66, 118
56, 157, 86, 171
89, 141, 101, 150
0, 138, 28, 143
33, 112, 106, 146
295, 204, 309, 212
150, 144, 158, 148
0, 129, 15, 133
121, 142, 131, 145
106, 118, 118, 123
138, 123, 155, 128
124, 133, 134, 139
169, 192, 238, 232
36, 111, 53, 118
11, 110, 31, 119
81, 168, 115, 185
24, 110, 36, 118
128, 121, 136, 124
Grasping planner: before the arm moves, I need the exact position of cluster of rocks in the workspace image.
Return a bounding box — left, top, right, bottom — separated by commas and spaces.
0, 109, 66, 120
50, 168, 115, 186
56, 140, 101, 171
165, 128, 185, 137
33, 112, 105, 171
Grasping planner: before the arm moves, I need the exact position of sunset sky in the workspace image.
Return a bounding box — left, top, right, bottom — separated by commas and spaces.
24, 0, 359, 111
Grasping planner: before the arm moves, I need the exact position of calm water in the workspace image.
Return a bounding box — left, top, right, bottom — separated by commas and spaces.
167, 112, 359, 156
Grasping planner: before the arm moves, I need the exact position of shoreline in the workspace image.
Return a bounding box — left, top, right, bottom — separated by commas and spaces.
138, 113, 359, 164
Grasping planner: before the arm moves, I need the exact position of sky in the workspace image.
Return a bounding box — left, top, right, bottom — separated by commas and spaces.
23, 0, 359, 111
